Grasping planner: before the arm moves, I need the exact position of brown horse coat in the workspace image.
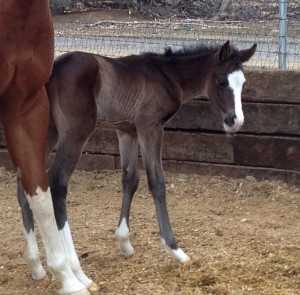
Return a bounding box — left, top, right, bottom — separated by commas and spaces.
0, 2, 96, 294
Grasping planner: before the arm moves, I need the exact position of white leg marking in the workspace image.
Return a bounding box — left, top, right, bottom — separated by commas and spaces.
60, 222, 98, 292
161, 238, 190, 263
26, 187, 89, 295
115, 217, 134, 257
23, 229, 46, 280
226, 70, 246, 132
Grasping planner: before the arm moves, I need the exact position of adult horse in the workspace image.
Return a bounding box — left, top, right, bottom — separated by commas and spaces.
19, 41, 256, 266
0, 1, 97, 294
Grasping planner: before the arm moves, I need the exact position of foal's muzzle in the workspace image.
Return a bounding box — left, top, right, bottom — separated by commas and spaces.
223, 112, 244, 133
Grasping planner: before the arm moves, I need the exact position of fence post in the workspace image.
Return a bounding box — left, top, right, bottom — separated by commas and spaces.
278, 0, 287, 69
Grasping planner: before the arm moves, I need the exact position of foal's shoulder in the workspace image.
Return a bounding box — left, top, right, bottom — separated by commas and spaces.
52, 51, 101, 75
54, 51, 92, 65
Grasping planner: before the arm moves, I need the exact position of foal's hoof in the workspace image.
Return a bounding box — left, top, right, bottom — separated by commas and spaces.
31, 266, 47, 281
88, 282, 99, 293
119, 242, 134, 257
117, 238, 134, 257
172, 248, 191, 264
161, 240, 190, 263
167, 246, 190, 263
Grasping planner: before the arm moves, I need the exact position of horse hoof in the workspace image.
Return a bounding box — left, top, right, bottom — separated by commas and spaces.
176, 250, 191, 264
161, 239, 190, 263
117, 238, 134, 257
88, 282, 99, 293
32, 267, 47, 281
119, 243, 134, 257
172, 248, 191, 264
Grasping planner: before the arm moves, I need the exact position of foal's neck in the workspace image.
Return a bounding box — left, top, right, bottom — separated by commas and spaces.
165, 53, 215, 103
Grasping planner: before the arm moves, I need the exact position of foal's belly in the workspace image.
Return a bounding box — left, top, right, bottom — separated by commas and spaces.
99, 119, 137, 134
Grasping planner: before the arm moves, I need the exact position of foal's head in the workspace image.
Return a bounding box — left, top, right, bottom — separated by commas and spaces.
208, 41, 257, 133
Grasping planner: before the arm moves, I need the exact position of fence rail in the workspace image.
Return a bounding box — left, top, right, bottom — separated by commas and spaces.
53, 1, 300, 69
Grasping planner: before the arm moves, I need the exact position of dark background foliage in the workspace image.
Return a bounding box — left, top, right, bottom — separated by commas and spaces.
49, 0, 286, 21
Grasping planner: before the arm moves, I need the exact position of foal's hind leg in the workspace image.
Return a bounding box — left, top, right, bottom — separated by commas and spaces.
137, 123, 190, 263
49, 124, 98, 292
115, 130, 139, 257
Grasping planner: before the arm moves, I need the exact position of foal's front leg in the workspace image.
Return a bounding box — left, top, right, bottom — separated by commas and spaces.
137, 124, 190, 263
115, 130, 139, 257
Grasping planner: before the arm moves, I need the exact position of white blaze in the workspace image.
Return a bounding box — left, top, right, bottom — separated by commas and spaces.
227, 70, 246, 127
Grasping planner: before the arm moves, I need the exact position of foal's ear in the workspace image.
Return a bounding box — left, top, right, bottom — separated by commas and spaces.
240, 43, 257, 63
218, 40, 231, 62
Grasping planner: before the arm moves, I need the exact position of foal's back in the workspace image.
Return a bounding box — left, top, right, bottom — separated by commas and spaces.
47, 51, 181, 133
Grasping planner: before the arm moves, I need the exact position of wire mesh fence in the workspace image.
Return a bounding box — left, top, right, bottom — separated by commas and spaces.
53, 0, 300, 69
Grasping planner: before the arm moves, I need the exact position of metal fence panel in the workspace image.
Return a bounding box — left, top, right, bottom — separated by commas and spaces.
54, 0, 300, 69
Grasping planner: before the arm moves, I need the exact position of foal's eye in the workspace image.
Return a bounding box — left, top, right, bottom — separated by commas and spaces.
217, 78, 229, 88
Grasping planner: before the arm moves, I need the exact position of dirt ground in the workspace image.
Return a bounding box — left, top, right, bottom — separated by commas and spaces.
53, 9, 151, 25
0, 9, 299, 295
0, 167, 300, 295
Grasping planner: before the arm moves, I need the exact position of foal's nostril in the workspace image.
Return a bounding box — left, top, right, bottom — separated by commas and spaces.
224, 114, 236, 127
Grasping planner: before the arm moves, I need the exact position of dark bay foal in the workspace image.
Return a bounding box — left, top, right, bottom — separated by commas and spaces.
19, 41, 256, 266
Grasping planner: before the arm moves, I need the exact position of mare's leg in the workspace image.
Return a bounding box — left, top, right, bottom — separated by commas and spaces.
137, 123, 190, 263
48, 103, 98, 291
4, 88, 89, 294
17, 178, 46, 280
115, 130, 139, 257
16, 119, 59, 280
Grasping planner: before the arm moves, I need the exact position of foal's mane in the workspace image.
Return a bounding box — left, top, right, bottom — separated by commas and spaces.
143, 43, 240, 59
